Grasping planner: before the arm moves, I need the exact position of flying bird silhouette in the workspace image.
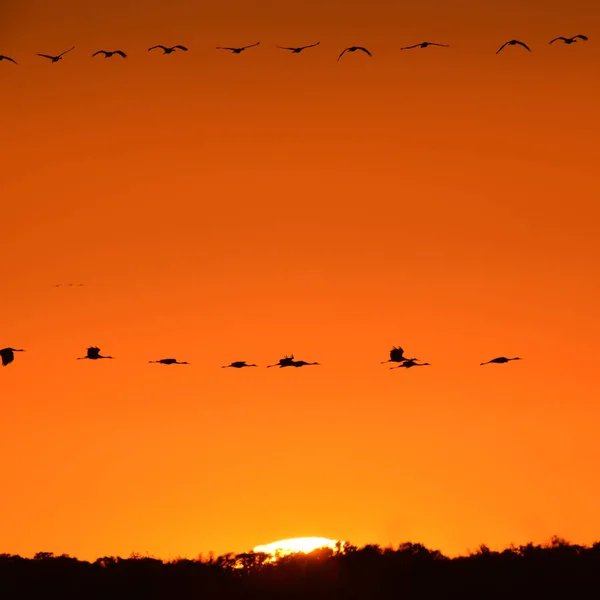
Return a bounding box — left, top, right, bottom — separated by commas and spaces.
1, 347, 25, 367
391, 359, 431, 369
54, 283, 85, 287
401, 41, 449, 50
381, 346, 419, 365
338, 46, 372, 61
148, 45, 188, 54
92, 50, 127, 58
77, 346, 113, 360
266, 354, 296, 368
496, 40, 531, 54
149, 358, 189, 365
277, 42, 320, 53
0, 55, 18, 64
37, 46, 75, 62
289, 360, 320, 367
217, 42, 260, 54
222, 361, 258, 368
480, 356, 522, 366
549, 35, 588, 44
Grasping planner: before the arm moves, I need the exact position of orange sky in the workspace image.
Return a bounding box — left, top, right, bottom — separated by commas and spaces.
1, 0, 599, 561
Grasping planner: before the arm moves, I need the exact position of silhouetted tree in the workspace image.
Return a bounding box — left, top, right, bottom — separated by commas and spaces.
2, 537, 600, 599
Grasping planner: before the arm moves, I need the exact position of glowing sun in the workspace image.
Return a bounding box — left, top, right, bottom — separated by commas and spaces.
253, 537, 344, 559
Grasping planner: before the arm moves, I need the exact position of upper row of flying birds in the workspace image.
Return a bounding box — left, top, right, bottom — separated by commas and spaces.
0, 35, 590, 64
0, 346, 522, 369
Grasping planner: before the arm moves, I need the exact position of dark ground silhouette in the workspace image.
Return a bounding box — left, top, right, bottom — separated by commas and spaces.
1, 536, 599, 599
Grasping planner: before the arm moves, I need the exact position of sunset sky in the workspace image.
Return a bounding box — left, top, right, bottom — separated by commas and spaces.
2, 0, 599, 562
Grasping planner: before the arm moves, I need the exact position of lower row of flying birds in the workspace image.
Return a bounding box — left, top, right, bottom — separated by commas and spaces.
0, 35, 590, 64
0, 346, 522, 368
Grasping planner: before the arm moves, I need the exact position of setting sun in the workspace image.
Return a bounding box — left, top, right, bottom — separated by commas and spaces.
253, 537, 344, 560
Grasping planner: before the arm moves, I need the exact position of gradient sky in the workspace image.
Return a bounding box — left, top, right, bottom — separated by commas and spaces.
1, 0, 599, 561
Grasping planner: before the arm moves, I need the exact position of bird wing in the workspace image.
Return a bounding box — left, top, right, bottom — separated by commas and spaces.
304, 42, 320, 49
243, 42, 260, 49
574, 35, 588, 40
3, 56, 17, 63
401, 44, 420, 50
429, 43, 449, 47
59, 46, 75, 57
115, 50, 127, 57
496, 41, 510, 54
37, 54, 56, 59
357, 47, 372, 56
549, 37, 566, 44
174, 45, 188, 50
92, 50, 106, 57
148, 46, 165, 51
337, 48, 350, 61
217, 47, 236, 51
277, 46, 295, 50
517, 41, 532, 51
390, 346, 404, 359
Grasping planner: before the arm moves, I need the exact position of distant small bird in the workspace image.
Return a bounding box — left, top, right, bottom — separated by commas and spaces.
37, 46, 75, 63
480, 356, 522, 366
222, 361, 258, 368
1, 347, 25, 367
549, 35, 588, 45
149, 358, 189, 365
77, 346, 113, 360
277, 42, 320, 53
92, 50, 127, 58
381, 346, 418, 365
0, 55, 18, 64
217, 42, 260, 54
496, 40, 531, 54
401, 41, 449, 50
338, 46, 372, 61
266, 354, 296, 368
148, 45, 188, 54
290, 360, 320, 367
391, 359, 430, 369
54, 283, 85, 287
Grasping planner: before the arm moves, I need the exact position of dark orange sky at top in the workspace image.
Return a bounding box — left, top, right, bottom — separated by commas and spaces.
1, 0, 599, 562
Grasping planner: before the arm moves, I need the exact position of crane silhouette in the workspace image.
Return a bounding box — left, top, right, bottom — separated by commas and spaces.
266, 354, 296, 368
277, 42, 320, 53
549, 35, 588, 45
92, 50, 127, 58
381, 346, 419, 365
77, 346, 113, 360
496, 40, 531, 54
391, 359, 431, 369
0, 55, 18, 64
338, 46, 372, 61
149, 358, 189, 365
37, 46, 75, 63
401, 41, 449, 50
480, 356, 522, 366
289, 360, 320, 367
148, 45, 188, 54
222, 361, 258, 368
1, 347, 25, 367
217, 42, 260, 54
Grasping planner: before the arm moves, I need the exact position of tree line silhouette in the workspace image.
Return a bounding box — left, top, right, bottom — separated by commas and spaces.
2, 536, 600, 599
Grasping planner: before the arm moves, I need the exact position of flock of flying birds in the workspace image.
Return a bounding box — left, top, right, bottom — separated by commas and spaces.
0, 345, 521, 369
0, 35, 590, 65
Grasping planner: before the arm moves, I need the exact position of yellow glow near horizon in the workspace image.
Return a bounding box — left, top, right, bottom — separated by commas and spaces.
252, 537, 344, 560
